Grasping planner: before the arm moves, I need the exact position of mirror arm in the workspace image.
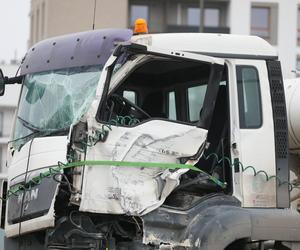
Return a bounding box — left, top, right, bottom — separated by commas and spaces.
4, 76, 23, 85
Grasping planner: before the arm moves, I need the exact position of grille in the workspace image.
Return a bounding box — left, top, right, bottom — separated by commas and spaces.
267, 61, 288, 159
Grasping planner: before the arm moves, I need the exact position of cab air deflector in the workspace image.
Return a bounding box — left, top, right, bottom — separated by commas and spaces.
20, 29, 133, 75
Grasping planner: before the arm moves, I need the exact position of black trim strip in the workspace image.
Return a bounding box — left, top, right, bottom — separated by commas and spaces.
266, 60, 290, 208
198, 64, 225, 129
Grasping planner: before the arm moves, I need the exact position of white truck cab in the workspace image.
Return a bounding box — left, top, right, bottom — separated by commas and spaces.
0, 29, 299, 250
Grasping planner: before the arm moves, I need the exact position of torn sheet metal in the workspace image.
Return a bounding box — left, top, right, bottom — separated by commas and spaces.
79, 120, 207, 215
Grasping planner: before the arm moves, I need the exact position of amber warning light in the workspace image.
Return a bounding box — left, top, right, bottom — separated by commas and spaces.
133, 18, 149, 35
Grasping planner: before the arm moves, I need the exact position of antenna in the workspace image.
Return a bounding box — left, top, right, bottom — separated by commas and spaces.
92, 0, 97, 30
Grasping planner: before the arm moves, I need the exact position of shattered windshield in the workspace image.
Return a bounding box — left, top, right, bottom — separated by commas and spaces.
11, 65, 102, 149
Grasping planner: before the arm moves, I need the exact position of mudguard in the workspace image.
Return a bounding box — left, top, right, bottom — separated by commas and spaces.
142, 194, 300, 249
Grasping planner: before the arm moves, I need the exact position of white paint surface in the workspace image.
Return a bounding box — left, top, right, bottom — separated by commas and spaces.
233, 59, 277, 207
80, 120, 207, 215
132, 33, 277, 58
285, 78, 300, 154
5, 136, 68, 237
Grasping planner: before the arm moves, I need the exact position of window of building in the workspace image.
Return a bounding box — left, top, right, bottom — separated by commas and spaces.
251, 7, 270, 39
251, 4, 278, 44
0, 112, 3, 137
188, 85, 207, 122
236, 66, 262, 128
205, 8, 220, 27
167, 91, 177, 120
130, 5, 149, 26
186, 7, 220, 27
187, 7, 200, 26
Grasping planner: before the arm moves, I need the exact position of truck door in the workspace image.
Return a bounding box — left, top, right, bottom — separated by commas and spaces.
230, 59, 277, 207
78, 45, 226, 215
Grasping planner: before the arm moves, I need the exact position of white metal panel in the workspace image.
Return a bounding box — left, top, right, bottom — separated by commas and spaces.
131, 33, 277, 58
233, 59, 277, 207
7, 136, 68, 182
227, 59, 243, 203
80, 119, 207, 215
5, 191, 56, 237
145, 45, 225, 65
5, 136, 68, 237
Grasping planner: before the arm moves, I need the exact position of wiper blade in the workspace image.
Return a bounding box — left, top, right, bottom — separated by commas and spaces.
9, 131, 41, 145
17, 116, 42, 133
10, 124, 70, 151
42, 127, 70, 136
17, 117, 70, 135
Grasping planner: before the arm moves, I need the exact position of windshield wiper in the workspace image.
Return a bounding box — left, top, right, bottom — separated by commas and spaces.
10, 127, 69, 144
12, 117, 70, 150
10, 128, 70, 152
17, 116, 43, 133
17, 116, 70, 135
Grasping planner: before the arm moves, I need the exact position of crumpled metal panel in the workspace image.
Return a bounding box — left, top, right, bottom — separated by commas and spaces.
20, 29, 132, 75
79, 119, 207, 216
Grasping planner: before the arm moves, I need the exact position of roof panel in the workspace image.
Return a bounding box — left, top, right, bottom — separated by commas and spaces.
21, 29, 133, 75
131, 33, 277, 58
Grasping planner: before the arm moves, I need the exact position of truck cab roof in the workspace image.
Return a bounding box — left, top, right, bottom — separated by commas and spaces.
131, 33, 277, 60
20, 29, 133, 75
20, 30, 277, 77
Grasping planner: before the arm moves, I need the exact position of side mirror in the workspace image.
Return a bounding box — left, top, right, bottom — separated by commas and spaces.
0, 70, 23, 96
0, 69, 5, 96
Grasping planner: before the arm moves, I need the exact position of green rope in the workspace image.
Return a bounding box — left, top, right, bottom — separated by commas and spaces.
85, 115, 140, 146
4, 154, 300, 202
4, 114, 299, 203
4, 160, 226, 201
202, 153, 300, 191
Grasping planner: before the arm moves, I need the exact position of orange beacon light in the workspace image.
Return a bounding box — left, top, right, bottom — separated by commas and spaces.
133, 18, 149, 35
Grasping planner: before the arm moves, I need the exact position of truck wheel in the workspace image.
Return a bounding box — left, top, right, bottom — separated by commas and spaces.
224, 238, 251, 250
274, 242, 291, 250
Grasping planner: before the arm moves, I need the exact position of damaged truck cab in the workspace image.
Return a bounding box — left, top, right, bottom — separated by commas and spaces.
2, 29, 300, 249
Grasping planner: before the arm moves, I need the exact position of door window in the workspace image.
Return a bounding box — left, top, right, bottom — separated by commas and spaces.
187, 85, 207, 122
123, 90, 137, 104
167, 91, 177, 120
236, 66, 262, 128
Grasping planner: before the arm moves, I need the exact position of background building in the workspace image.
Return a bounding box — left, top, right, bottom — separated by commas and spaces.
0, 63, 20, 174
29, 0, 300, 79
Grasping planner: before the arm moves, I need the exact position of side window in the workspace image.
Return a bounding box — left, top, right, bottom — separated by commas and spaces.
123, 90, 137, 104
167, 91, 177, 120
0, 112, 3, 137
236, 66, 262, 128
187, 85, 207, 122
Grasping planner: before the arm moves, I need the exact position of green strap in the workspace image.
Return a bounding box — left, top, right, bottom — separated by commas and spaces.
67, 160, 201, 171
7, 160, 226, 199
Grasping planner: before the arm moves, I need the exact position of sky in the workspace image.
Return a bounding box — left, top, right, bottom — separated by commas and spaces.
0, 0, 30, 64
